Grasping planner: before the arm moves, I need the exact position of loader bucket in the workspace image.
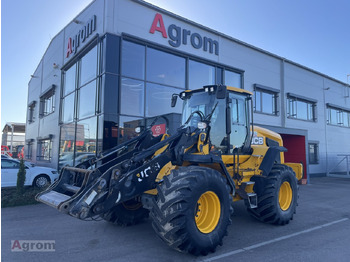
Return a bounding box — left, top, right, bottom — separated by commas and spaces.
36, 166, 105, 218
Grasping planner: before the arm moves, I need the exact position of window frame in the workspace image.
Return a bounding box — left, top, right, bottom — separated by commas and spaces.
40, 85, 56, 118
254, 84, 279, 116
37, 137, 53, 162
287, 93, 317, 122
27, 101, 36, 123
308, 142, 319, 165
326, 104, 350, 127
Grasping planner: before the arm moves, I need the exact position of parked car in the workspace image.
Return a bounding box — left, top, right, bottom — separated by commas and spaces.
1, 159, 59, 188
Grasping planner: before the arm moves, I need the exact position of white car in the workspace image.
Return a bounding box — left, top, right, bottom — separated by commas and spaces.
1, 158, 59, 188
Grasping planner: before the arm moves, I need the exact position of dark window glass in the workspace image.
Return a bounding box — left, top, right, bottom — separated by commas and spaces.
1, 160, 20, 169
26, 143, 33, 159
146, 83, 183, 117
327, 107, 350, 127
288, 96, 315, 121
262, 92, 274, 114
344, 112, 349, 127
119, 116, 143, 144
41, 93, 55, 117
189, 60, 215, 89
64, 65, 76, 96
59, 123, 76, 169
309, 143, 319, 164
28, 103, 36, 123
146, 48, 185, 88
120, 78, 144, 117
62, 93, 75, 123
121, 41, 145, 80
255, 91, 261, 112
80, 46, 97, 86
37, 139, 52, 161
230, 93, 248, 150
74, 117, 97, 166
255, 88, 277, 115
225, 70, 241, 88
78, 80, 96, 119
296, 101, 308, 120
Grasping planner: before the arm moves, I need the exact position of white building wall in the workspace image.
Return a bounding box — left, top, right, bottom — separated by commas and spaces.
26, 0, 350, 175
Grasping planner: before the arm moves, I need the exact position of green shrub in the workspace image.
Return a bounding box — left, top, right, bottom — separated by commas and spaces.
16, 158, 26, 193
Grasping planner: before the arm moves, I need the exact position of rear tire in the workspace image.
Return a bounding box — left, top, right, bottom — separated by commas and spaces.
150, 166, 233, 256
247, 164, 298, 225
103, 198, 149, 226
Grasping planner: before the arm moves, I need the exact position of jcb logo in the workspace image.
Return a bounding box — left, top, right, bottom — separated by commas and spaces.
136, 162, 161, 182
252, 137, 264, 145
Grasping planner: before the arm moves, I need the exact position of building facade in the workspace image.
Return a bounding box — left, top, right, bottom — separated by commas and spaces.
25, 0, 350, 179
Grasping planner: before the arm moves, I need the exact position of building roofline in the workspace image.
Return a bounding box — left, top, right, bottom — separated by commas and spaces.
138, 0, 349, 87
30, 0, 349, 87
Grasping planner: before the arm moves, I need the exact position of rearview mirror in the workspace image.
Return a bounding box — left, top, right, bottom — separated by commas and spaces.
216, 85, 227, 99
171, 94, 178, 107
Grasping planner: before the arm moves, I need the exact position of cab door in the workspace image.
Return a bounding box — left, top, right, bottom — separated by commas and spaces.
229, 93, 249, 150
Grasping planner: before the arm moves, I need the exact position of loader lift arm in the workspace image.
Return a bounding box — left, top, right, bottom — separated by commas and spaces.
36, 116, 205, 220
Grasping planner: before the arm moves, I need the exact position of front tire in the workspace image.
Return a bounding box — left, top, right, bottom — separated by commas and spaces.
247, 164, 298, 225
150, 166, 233, 256
33, 175, 50, 188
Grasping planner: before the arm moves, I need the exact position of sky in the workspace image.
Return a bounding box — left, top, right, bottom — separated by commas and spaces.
1, 0, 349, 131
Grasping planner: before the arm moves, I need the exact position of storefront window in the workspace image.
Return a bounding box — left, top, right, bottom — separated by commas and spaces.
146, 47, 185, 88
80, 46, 97, 86
74, 117, 97, 165
189, 60, 215, 89
120, 78, 144, 117
146, 83, 183, 117
62, 93, 75, 123
64, 65, 76, 96
37, 139, 52, 161
122, 41, 145, 80
225, 70, 241, 88
78, 80, 96, 119
119, 116, 144, 144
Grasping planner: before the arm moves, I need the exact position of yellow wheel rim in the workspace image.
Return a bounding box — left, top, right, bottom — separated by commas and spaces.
195, 191, 221, 234
279, 181, 293, 211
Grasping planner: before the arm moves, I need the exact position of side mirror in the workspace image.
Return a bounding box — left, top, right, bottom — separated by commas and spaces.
171, 94, 178, 107
216, 85, 227, 99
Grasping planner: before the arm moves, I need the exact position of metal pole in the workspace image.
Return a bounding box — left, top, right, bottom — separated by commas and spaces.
10, 124, 14, 154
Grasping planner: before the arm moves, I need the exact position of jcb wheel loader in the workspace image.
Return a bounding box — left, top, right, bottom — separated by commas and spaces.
36, 85, 302, 256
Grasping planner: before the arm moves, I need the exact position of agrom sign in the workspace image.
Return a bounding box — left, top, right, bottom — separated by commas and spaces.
66, 15, 97, 58
150, 13, 219, 55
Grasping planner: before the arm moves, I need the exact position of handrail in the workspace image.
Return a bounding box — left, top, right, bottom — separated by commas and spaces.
327, 154, 350, 177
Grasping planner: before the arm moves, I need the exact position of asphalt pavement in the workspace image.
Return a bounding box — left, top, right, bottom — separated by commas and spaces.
2, 176, 350, 262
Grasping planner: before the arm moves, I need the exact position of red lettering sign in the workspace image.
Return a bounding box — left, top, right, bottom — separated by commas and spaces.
151, 124, 166, 137
150, 13, 167, 38
66, 38, 72, 58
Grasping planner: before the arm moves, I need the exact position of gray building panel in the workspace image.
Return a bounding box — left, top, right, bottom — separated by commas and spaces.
25, 0, 350, 177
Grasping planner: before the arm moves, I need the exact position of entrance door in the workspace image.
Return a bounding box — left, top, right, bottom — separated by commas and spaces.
281, 134, 307, 179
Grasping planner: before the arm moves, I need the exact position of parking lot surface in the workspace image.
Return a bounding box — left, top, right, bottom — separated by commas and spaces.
2, 176, 350, 262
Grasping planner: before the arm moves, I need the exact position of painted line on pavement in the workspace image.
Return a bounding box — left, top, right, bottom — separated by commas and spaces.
202, 217, 349, 262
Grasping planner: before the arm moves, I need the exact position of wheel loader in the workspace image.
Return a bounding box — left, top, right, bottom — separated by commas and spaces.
36, 85, 303, 255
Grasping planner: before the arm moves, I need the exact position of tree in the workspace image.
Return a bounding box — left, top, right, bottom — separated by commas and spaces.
17, 158, 26, 194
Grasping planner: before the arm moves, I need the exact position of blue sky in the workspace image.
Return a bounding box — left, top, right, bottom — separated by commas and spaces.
1, 0, 349, 130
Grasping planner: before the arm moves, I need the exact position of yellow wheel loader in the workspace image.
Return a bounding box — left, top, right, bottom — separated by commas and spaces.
37, 85, 302, 255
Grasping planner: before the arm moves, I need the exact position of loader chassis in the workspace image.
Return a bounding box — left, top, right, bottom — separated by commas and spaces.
37, 85, 301, 255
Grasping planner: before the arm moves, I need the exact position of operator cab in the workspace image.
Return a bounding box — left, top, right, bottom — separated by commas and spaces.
172, 85, 252, 155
